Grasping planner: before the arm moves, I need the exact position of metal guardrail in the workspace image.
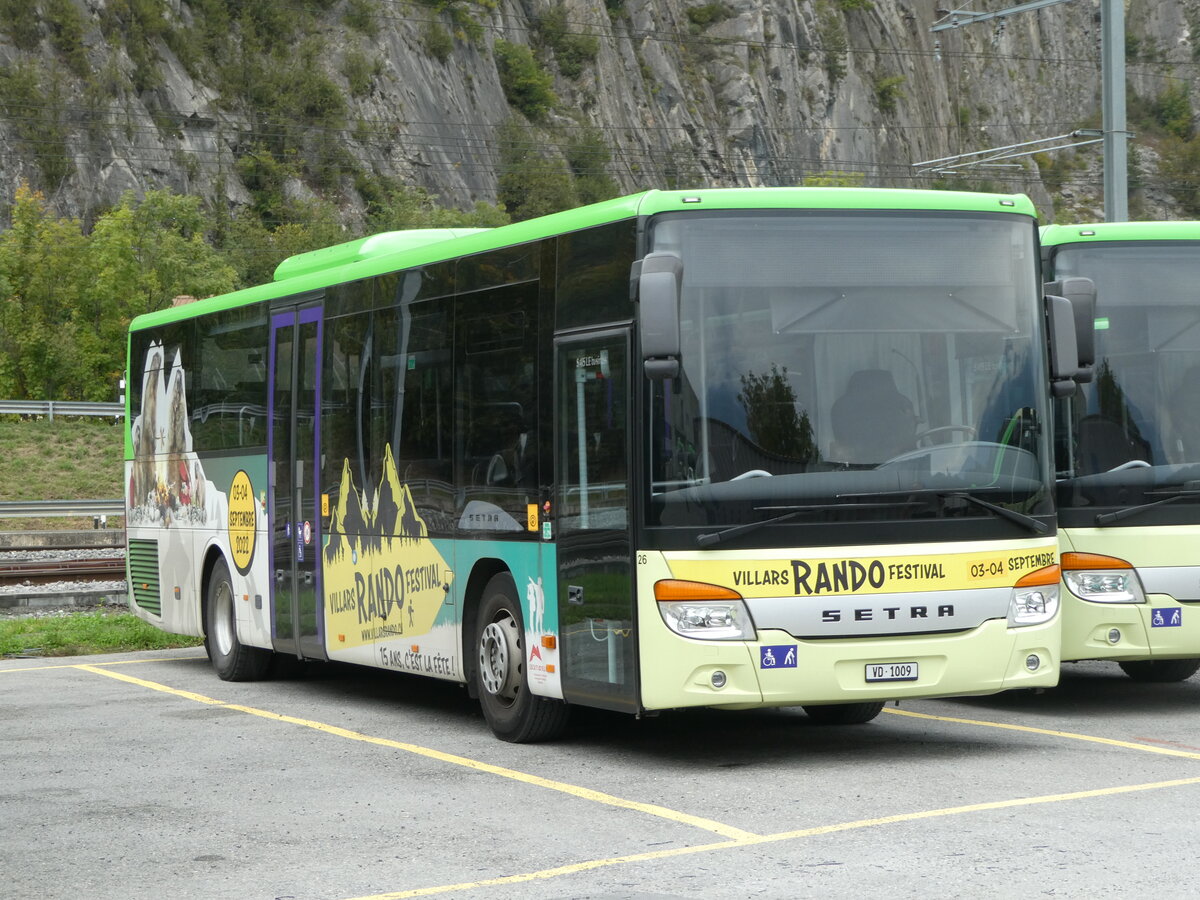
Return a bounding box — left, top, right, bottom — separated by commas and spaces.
0, 499, 125, 519
0, 400, 124, 420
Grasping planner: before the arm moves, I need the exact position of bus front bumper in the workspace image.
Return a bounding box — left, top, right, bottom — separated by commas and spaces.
1060, 593, 1200, 662
639, 618, 1058, 711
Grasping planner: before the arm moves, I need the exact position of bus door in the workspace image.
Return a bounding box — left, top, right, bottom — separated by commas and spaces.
268, 304, 327, 661
554, 329, 638, 711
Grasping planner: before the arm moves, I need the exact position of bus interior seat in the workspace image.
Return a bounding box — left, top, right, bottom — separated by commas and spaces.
469, 402, 528, 486
830, 369, 916, 464
1075, 415, 1150, 475
1166, 366, 1200, 462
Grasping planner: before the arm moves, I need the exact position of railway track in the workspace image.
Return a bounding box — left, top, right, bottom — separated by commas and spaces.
0, 556, 127, 587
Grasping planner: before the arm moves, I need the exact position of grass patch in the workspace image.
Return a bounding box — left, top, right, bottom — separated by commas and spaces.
0, 417, 125, 530
0, 609, 202, 658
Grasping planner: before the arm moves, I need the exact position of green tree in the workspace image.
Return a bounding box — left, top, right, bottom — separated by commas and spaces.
0, 61, 75, 190
364, 181, 508, 233
1158, 136, 1200, 215
737, 364, 817, 461
99, 0, 171, 92
802, 170, 865, 186
0, 185, 88, 399
0, 0, 41, 50
45, 0, 90, 78
1153, 84, 1194, 140
215, 201, 348, 288
874, 75, 906, 114
495, 39, 557, 121
76, 191, 239, 398
496, 120, 578, 220
816, 1, 849, 85
536, 5, 599, 79
565, 127, 621, 204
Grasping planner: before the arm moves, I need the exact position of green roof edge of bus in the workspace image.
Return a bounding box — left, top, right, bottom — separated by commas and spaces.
271, 227, 494, 282
128, 187, 1035, 333
1041, 220, 1200, 245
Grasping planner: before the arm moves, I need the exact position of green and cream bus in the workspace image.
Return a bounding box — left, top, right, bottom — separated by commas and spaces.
125, 188, 1083, 741
1044, 221, 1200, 682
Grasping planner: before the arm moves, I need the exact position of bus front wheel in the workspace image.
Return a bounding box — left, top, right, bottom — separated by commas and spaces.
1118, 659, 1200, 683
205, 558, 272, 681
474, 572, 569, 743
802, 702, 885, 725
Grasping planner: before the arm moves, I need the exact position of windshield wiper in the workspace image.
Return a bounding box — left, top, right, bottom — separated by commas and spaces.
695, 502, 917, 548
837, 488, 1049, 535
1095, 490, 1200, 525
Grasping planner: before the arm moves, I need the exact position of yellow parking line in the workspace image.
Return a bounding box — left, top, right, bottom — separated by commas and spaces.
79, 664, 226, 705
884, 706, 1200, 761
45, 664, 1200, 898
346, 838, 748, 899
77, 665, 755, 841
763, 775, 1200, 839
347, 775, 1200, 899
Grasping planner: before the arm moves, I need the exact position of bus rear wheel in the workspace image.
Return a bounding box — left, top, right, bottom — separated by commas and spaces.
205, 558, 272, 681
802, 702, 885, 725
474, 572, 569, 743
1118, 659, 1200, 683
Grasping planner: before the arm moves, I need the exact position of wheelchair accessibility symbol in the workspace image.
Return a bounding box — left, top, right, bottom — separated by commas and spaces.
760, 645, 797, 668
1151, 608, 1182, 627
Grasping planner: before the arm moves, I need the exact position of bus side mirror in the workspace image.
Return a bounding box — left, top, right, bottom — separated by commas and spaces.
634, 252, 683, 380
1044, 276, 1096, 384
1045, 293, 1081, 398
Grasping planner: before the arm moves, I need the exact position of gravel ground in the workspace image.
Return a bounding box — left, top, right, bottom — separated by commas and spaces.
0, 595, 129, 618
0, 578, 127, 599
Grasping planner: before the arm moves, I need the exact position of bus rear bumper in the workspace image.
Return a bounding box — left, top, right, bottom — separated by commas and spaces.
639, 618, 1058, 711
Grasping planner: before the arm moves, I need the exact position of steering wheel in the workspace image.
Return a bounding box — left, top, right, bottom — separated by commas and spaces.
916, 425, 977, 447
731, 469, 772, 480
1106, 459, 1151, 472
485, 453, 509, 485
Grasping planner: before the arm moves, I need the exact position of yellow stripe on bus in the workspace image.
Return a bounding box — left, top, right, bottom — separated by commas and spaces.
668, 545, 1057, 599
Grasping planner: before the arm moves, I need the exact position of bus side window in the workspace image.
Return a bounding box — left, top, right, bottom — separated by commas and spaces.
456, 283, 540, 534
392, 304, 455, 532
322, 310, 370, 518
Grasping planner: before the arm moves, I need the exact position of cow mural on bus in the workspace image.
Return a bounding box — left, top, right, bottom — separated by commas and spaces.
127, 341, 266, 630
128, 342, 215, 527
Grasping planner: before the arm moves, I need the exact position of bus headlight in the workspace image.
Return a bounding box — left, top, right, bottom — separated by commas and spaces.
1061, 552, 1145, 604
1008, 564, 1060, 627
654, 579, 756, 641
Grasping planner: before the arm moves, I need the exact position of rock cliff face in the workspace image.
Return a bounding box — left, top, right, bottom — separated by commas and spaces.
1, 0, 1197, 226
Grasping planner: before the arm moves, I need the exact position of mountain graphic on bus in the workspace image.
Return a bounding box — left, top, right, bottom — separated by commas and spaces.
323, 445, 452, 649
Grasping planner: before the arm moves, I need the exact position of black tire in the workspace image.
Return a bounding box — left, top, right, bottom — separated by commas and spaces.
474, 572, 569, 743
1118, 658, 1200, 683
802, 702, 885, 725
204, 558, 272, 681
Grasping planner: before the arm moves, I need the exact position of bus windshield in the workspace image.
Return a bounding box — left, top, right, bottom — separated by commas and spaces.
1052, 242, 1200, 519
645, 210, 1052, 539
